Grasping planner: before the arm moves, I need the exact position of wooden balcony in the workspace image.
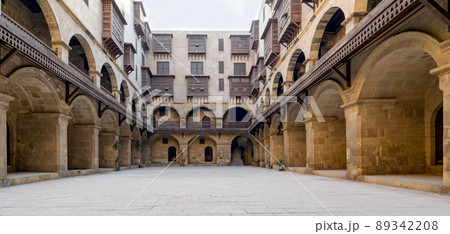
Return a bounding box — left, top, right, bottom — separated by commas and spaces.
257, 57, 266, 82
188, 35, 207, 54
141, 66, 152, 88
250, 20, 259, 52
249, 65, 260, 97
102, 0, 127, 59
134, 1, 146, 38
151, 75, 174, 97
231, 35, 250, 55
153, 34, 172, 54
187, 76, 209, 97
229, 76, 251, 97
142, 22, 151, 53
261, 18, 280, 68
124, 43, 136, 75
275, 0, 302, 45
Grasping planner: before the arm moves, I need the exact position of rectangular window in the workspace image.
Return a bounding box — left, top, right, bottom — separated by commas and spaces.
199, 138, 205, 144
157, 62, 169, 75
191, 62, 203, 75
219, 61, 224, 74
162, 138, 168, 144
234, 63, 246, 76
218, 39, 224, 51
142, 53, 145, 66
153, 34, 172, 53
159, 108, 166, 116
219, 79, 224, 91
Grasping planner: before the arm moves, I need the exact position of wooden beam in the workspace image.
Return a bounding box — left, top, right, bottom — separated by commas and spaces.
331, 61, 351, 87
0, 48, 18, 68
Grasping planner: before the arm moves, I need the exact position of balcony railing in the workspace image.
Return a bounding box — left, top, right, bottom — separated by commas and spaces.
187, 121, 217, 129
153, 121, 180, 129
223, 121, 251, 129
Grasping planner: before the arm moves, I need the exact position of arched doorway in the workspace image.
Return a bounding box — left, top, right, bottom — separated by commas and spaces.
187, 107, 215, 129
168, 146, 177, 162
231, 136, 253, 166
205, 147, 213, 162
292, 52, 305, 82
436, 107, 443, 165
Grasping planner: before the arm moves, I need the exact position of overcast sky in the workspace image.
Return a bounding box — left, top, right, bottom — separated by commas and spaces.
142, 0, 263, 31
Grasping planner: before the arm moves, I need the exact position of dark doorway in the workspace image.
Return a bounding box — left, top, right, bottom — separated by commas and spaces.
168, 146, 177, 162
7, 123, 11, 166
436, 107, 443, 165
205, 147, 213, 162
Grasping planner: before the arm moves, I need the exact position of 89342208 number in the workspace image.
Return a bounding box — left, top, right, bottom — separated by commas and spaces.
376, 221, 438, 231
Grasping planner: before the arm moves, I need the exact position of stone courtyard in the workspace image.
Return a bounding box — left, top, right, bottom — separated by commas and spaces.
0, 167, 449, 216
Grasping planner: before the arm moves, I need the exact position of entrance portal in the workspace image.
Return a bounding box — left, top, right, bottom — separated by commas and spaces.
168, 146, 177, 162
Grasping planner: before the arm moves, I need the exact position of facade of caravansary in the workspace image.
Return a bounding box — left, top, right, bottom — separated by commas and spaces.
1, 0, 450, 193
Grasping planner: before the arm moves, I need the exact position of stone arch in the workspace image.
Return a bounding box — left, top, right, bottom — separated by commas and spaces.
352, 31, 447, 99
131, 93, 139, 114
269, 114, 283, 135
186, 107, 216, 128
152, 106, 181, 129
187, 135, 217, 164
272, 72, 284, 97
308, 80, 347, 170
349, 31, 445, 176
101, 63, 118, 93
223, 107, 252, 128
264, 88, 271, 105
67, 95, 98, 170
6, 67, 63, 113
68, 34, 96, 75
310, 7, 346, 59
149, 135, 181, 164
5, 67, 64, 173
2, 0, 61, 47
287, 49, 306, 83
99, 110, 119, 168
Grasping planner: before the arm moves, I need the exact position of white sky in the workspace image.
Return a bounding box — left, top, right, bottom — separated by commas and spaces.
142, 0, 263, 31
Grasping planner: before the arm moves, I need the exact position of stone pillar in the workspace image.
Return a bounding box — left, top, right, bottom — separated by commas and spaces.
99, 132, 119, 168
283, 125, 306, 167
269, 133, 284, 166
0, 94, 14, 180
180, 117, 187, 128
433, 64, 450, 186
305, 57, 318, 71
179, 143, 189, 166
216, 118, 223, 129
89, 70, 102, 88
68, 124, 100, 170
343, 103, 361, 178
113, 89, 121, 102
119, 136, 131, 167
342, 12, 367, 34
283, 81, 293, 93
217, 142, 232, 166
131, 139, 141, 165
304, 117, 346, 173
51, 41, 71, 63
142, 141, 151, 166
263, 136, 270, 166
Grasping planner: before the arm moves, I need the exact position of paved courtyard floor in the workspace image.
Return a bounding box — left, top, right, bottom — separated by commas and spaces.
0, 167, 449, 216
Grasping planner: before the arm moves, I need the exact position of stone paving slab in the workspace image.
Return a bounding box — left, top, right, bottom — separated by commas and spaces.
0, 167, 449, 216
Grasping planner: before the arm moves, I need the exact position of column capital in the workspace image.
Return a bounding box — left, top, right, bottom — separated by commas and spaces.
431, 63, 450, 77
0, 93, 14, 111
